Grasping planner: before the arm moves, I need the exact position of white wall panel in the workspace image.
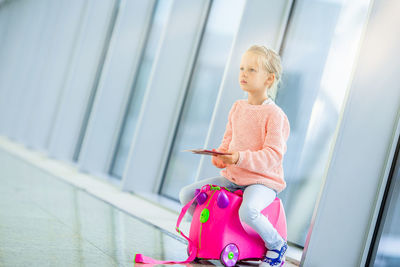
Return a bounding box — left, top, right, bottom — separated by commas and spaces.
0, 0, 30, 136
77, 0, 156, 175
9, 0, 48, 142
47, 0, 118, 162
12, 0, 60, 143
122, 0, 211, 193
0, 3, 13, 134
22, 0, 87, 151
302, 0, 400, 265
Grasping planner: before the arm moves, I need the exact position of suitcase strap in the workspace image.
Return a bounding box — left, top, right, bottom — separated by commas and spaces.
134, 189, 202, 264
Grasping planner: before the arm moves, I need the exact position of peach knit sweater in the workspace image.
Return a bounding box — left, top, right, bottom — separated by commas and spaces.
217, 99, 290, 193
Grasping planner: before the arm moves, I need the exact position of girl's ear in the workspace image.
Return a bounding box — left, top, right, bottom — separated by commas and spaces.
264, 73, 275, 88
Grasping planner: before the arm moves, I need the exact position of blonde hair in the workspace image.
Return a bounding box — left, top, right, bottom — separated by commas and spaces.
246, 45, 282, 100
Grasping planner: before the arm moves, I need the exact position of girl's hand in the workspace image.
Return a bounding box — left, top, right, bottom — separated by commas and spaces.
216, 151, 240, 165
211, 149, 227, 169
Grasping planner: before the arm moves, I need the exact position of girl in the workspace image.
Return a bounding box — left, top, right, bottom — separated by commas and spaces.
179, 45, 290, 266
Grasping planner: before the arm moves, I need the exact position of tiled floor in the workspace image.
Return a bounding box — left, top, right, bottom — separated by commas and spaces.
0, 142, 299, 267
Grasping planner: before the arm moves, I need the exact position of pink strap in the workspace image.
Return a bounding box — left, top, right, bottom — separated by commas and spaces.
134, 190, 202, 264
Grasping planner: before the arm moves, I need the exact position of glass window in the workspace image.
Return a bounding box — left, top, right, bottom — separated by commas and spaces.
159, 0, 245, 200
276, 0, 372, 246
110, 0, 173, 178
371, 140, 400, 266
73, 0, 120, 162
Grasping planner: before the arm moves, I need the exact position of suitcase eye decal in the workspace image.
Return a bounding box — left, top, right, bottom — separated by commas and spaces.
196, 192, 208, 205
217, 191, 229, 208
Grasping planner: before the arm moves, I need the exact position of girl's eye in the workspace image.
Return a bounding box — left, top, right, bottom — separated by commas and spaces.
250, 68, 255, 72
240, 67, 244, 71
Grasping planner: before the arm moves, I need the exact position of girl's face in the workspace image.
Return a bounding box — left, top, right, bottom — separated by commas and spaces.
239, 51, 274, 94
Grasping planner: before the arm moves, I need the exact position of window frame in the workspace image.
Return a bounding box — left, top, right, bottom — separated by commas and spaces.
300, 0, 400, 264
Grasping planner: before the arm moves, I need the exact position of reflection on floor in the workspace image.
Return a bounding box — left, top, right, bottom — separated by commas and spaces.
0, 146, 298, 267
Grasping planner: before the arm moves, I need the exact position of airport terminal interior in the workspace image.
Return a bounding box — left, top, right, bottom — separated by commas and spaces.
0, 0, 399, 266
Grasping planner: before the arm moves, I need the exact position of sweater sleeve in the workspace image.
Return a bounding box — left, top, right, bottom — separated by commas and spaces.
217, 102, 237, 152
235, 110, 290, 173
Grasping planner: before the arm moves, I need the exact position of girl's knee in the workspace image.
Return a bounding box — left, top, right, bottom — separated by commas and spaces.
178, 188, 187, 205
179, 186, 194, 205
239, 204, 260, 223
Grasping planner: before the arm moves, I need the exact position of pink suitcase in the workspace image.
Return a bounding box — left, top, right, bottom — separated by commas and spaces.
135, 184, 287, 266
